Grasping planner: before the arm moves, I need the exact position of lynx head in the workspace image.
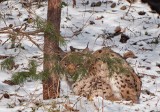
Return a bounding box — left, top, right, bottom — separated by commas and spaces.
60, 52, 93, 83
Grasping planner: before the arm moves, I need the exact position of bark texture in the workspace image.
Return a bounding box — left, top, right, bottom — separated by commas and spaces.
43, 0, 61, 100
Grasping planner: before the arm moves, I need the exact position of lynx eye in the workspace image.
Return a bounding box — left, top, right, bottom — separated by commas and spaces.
64, 63, 67, 67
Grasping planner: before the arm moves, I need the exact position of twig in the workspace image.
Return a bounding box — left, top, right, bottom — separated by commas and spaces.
21, 32, 43, 51
131, 36, 160, 45
0, 28, 43, 51
2, 38, 11, 45
126, 3, 132, 16
68, 13, 94, 38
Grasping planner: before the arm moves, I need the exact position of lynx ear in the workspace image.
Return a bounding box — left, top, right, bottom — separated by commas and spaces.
70, 46, 76, 52
69, 42, 91, 53
82, 42, 90, 53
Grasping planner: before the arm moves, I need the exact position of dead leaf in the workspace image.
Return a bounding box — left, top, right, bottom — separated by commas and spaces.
114, 26, 121, 33
0, 55, 9, 59
120, 34, 129, 43
3, 80, 17, 86
3, 93, 10, 99
89, 21, 95, 25
142, 90, 155, 96
146, 67, 151, 70
64, 104, 79, 111
138, 11, 146, 15
123, 51, 137, 59
120, 6, 127, 10
111, 3, 116, 8
95, 16, 104, 20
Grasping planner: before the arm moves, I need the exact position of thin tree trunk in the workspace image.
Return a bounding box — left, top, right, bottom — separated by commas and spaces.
43, 0, 61, 100
72, 0, 76, 8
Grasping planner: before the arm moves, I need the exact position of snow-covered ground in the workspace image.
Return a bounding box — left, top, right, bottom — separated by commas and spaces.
0, 0, 160, 111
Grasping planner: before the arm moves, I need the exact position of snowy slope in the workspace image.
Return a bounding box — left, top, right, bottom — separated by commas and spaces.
0, 0, 160, 112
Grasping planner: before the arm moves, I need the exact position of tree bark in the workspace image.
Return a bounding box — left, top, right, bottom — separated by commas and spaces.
72, 0, 76, 8
43, 0, 61, 100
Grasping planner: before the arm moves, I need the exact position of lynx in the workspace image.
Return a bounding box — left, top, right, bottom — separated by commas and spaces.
60, 47, 141, 103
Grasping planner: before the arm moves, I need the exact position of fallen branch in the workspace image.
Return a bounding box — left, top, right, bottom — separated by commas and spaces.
20, 31, 43, 51
0, 28, 43, 51
131, 36, 160, 45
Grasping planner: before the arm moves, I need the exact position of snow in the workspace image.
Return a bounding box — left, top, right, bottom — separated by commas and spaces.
0, 0, 160, 111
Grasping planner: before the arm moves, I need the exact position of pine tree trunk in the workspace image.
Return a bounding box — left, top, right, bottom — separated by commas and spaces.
43, 0, 61, 100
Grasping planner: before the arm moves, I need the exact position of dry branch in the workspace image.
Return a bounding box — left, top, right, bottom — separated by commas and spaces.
0, 27, 43, 51
20, 31, 43, 51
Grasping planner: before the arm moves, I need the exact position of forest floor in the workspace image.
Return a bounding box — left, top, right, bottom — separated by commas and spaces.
0, 0, 160, 112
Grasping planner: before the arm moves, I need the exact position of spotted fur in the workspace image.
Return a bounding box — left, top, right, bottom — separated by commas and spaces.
61, 47, 141, 103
